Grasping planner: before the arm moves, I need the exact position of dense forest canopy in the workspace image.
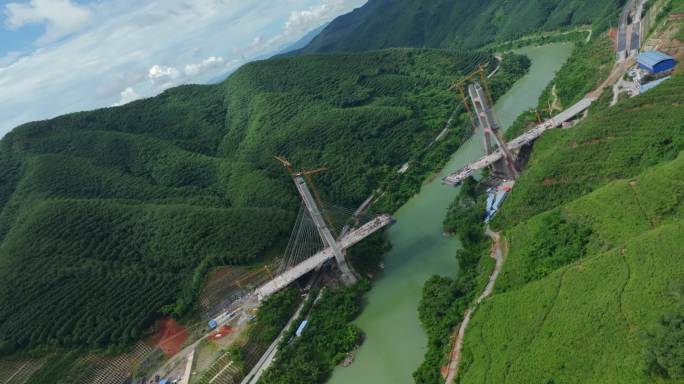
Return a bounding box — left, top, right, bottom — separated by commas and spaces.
293, 0, 624, 54
0, 48, 486, 353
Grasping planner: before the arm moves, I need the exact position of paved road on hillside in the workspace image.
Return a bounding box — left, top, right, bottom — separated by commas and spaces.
241, 289, 321, 384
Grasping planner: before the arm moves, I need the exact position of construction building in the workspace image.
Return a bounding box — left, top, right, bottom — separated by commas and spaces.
637, 51, 677, 74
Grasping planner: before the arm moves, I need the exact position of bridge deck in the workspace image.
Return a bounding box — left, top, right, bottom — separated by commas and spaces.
255, 214, 393, 299
443, 97, 595, 186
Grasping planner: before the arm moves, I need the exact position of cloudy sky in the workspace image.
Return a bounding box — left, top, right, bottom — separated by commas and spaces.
0, 0, 366, 136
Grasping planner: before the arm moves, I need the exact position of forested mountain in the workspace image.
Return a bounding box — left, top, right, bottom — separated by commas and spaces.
459, 66, 684, 383
276, 23, 329, 56
3, 2, 679, 383
0, 49, 486, 353
293, 0, 623, 54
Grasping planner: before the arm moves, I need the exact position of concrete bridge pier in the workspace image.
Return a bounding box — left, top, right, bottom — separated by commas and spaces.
293, 176, 359, 285
468, 83, 519, 180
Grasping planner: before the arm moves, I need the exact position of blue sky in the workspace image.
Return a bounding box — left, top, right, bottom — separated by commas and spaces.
0, 0, 366, 136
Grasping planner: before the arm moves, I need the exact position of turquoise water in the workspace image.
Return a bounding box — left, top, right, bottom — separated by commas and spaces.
326, 43, 573, 384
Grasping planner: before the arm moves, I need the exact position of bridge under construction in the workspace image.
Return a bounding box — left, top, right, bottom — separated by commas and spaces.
252, 73, 600, 300
253, 157, 392, 299
443, 94, 596, 186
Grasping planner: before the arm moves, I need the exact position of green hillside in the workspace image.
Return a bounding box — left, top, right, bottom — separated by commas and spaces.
494, 71, 684, 229
459, 72, 684, 383
461, 221, 683, 383
294, 0, 623, 54
219, 50, 489, 206
0, 49, 487, 354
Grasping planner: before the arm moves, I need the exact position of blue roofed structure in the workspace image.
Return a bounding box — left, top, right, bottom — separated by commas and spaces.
637, 51, 677, 73
641, 76, 671, 93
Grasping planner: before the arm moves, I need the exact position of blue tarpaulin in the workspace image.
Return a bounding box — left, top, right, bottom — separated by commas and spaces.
296, 320, 309, 337
641, 76, 671, 93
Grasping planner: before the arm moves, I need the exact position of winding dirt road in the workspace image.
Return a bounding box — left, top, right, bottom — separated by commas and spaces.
444, 228, 504, 384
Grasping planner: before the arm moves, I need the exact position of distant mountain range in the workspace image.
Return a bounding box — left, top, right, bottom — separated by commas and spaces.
276, 23, 329, 56
206, 23, 330, 84
292, 0, 622, 54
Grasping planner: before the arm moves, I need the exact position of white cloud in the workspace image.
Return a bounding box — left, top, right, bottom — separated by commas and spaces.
146, 57, 226, 91
0, 0, 368, 137
147, 64, 181, 91
148, 64, 180, 81
184, 56, 224, 76
96, 71, 145, 99
238, 0, 365, 57
112, 87, 140, 106
284, 0, 350, 36
4, 0, 93, 44
0, 51, 22, 67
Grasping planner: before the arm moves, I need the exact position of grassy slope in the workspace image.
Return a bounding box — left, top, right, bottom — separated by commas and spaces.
459, 73, 684, 382
295, 0, 622, 54
461, 221, 683, 383
0, 49, 484, 353
495, 74, 684, 229
673, 0, 684, 41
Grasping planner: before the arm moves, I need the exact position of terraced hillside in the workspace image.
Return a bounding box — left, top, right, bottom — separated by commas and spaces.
459, 72, 684, 383
0, 49, 488, 354
294, 0, 623, 54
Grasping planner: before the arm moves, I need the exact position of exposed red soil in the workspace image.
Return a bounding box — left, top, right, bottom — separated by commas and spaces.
609, 28, 618, 48
148, 317, 188, 357
209, 325, 234, 341
440, 365, 450, 379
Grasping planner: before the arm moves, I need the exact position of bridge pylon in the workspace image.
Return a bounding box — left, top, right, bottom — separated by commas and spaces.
275, 156, 359, 285
467, 82, 519, 179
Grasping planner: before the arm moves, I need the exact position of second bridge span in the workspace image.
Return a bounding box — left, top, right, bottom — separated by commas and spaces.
443, 96, 595, 186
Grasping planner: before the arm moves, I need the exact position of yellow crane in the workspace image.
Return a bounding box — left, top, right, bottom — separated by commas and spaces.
274, 156, 336, 233
449, 64, 495, 130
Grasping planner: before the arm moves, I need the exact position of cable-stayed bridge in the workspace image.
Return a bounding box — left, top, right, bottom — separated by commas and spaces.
255, 210, 392, 299
443, 95, 596, 186
253, 158, 393, 300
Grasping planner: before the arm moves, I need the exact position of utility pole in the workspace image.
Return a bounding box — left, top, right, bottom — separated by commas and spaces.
276, 157, 358, 285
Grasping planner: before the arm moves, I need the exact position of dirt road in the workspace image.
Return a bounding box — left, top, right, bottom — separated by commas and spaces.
444, 228, 504, 384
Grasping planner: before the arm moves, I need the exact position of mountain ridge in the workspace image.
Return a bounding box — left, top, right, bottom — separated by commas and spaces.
291, 0, 623, 54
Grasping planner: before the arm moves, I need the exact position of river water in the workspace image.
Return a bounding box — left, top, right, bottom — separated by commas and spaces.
326, 43, 573, 384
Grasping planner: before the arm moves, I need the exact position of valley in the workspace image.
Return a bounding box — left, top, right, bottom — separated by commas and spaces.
1, 0, 683, 383
325, 43, 573, 384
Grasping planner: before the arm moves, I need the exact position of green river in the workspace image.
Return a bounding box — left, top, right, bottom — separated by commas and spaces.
327, 43, 574, 384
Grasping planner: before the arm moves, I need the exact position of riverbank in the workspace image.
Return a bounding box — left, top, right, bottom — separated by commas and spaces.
326, 43, 573, 384
443, 228, 505, 383
456, 53, 684, 384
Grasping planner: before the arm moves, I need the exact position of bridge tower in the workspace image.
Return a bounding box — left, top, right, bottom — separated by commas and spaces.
467, 82, 519, 179
276, 157, 358, 285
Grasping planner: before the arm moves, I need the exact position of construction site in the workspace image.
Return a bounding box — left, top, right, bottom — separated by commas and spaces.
3, 0, 682, 383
